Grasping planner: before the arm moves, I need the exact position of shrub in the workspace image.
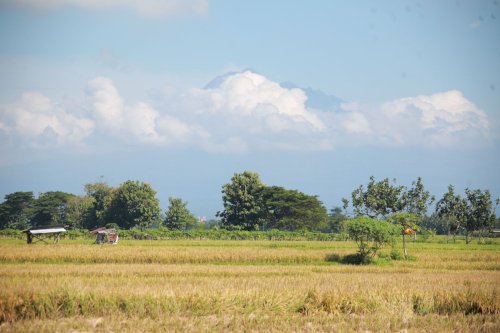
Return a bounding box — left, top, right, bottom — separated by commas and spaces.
341, 253, 374, 265
390, 249, 404, 260
345, 217, 400, 259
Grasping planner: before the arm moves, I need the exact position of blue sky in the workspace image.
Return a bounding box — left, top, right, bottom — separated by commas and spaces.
0, 0, 499, 217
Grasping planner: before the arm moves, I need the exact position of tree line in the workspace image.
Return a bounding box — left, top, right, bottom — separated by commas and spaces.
0, 172, 498, 243
342, 176, 498, 244
0, 180, 196, 231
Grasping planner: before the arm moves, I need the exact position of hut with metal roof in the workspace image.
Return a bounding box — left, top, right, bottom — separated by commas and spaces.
23, 225, 66, 244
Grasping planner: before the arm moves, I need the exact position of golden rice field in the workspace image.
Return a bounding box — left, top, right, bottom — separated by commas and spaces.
0, 239, 499, 332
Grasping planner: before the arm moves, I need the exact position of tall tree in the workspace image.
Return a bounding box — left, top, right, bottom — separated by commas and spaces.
344, 176, 434, 219
435, 185, 467, 242
165, 197, 197, 230
84, 181, 113, 228
324, 207, 347, 233
63, 195, 94, 229
402, 177, 435, 216
108, 181, 161, 230
31, 191, 75, 227
0, 192, 35, 229
217, 171, 265, 230
463, 188, 497, 244
262, 186, 328, 231
345, 176, 405, 218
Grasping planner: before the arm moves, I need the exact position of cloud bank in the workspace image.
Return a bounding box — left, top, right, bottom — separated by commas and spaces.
0, 71, 491, 161
0, 92, 93, 148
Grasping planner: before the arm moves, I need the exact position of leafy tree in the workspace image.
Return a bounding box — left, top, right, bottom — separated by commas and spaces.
345, 217, 399, 261
217, 171, 265, 230
322, 207, 347, 233
420, 213, 447, 235
261, 186, 328, 231
0, 192, 35, 229
202, 219, 222, 230
84, 181, 113, 228
346, 176, 405, 218
31, 191, 75, 226
344, 176, 434, 220
435, 185, 467, 242
463, 188, 497, 244
108, 181, 161, 230
388, 212, 420, 259
165, 197, 197, 230
63, 195, 94, 229
402, 177, 435, 216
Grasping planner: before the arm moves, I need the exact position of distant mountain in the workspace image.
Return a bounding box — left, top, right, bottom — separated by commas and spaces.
204, 71, 344, 112
281, 82, 344, 112
204, 71, 242, 89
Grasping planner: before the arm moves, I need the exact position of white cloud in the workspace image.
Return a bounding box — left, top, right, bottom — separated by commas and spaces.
0, 71, 492, 159
86, 76, 124, 133
376, 90, 489, 146
0, 92, 94, 148
3, 0, 209, 17
86, 76, 195, 145
198, 71, 325, 132
181, 71, 330, 151
341, 112, 372, 134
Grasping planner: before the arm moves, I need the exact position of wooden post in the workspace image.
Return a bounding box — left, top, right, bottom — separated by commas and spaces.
403, 233, 407, 259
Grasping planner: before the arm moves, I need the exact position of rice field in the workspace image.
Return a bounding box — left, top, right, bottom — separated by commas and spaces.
0, 239, 498, 332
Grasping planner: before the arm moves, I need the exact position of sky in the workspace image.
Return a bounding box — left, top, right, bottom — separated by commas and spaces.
0, 0, 499, 218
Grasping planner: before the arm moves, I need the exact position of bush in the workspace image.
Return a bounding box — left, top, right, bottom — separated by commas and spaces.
390, 249, 404, 260
341, 253, 374, 265
345, 217, 400, 258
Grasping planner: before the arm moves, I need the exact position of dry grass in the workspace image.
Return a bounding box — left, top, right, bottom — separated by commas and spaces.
0, 239, 498, 332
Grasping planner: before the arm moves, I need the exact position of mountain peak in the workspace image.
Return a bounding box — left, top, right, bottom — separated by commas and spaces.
204, 71, 344, 112
281, 82, 344, 112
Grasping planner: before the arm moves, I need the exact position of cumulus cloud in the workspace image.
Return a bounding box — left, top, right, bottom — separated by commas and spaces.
181, 70, 330, 151
2, 0, 209, 17
374, 90, 489, 146
341, 111, 372, 135
198, 71, 325, 131
0, 92, 94, 148
0, 71, 491, 159
86, 76, 195, 145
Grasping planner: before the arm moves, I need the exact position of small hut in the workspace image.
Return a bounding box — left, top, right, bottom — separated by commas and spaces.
23, 225, 66, 244
90, 227, 119, 244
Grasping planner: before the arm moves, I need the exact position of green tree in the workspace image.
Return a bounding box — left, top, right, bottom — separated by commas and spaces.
0, 192, 35, 229
402, 177, 435, 216
346, 176, 405, 218
344, 177, 434, 220
202, 219, 222, 230
31, 191, 75, 227
420, 213, 447, 235
463, 188, 497, 244
84, 181, 113, 228
108, 181, 161, 230
261, 186, 328, 231
165, 197, 197, 230
217, 171, 265, 230
345, 217, 399, 261
324, 207, 347, 233
63, 195, 94, 229
435, 185, 467, 242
